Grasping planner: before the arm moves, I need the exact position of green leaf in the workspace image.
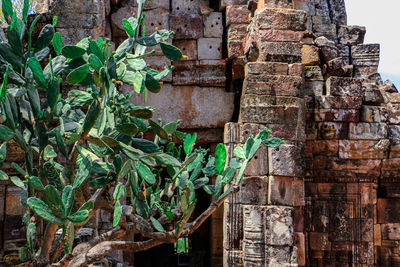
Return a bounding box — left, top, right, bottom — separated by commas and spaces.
88, 41, 104, 63
0, 170, 8, 180
62, 220, 74, 254
52, 15, 58, 27
263, 138, 283, 148
160, 42, 183, 61
193, 177, 209, 190
11, 176, 25, 188
73, 156, 92, 189
34, 24, 55, 53
0, 43, 23, 68
19, 247, 30, 262
52, 32, 63, 56
233, 146, 245, 159
115, 38, 134, 60
67, 210, 89, 223
62, 185, 74, 216
88, 54, 103, 71
44, 185, 65, 218
184, 133, 197, 155
43, 145, 57, 161
78, 201, 94, 213
246, 138, 262, 161
0, 142, 6, 163
131, 138, 160, 153
215, 143, 227, 174
12, 162, 26, 176
136, 199, 150, 219
136, 160, 156, 184
0, 124, 14, 141
150, 216, 165, 232
156, 153, 181, 167
164, 121, 179, 135
123, 18, 135, 37
2, 0, 13, 22
129, 106, 153, 119
27, 197, 64, 225
7, 27, 23, 57
116, 123, 139, 136
244, 137, 254, 159
67, 64, 90, 84
144, 73, 161, 93
82, 100, 100, 135
28, 176, 44, 190
62, 45, 86, 59
113, 183, 126, 200
113, 200, 122, 227
203, 184, 215, 195
47, 77, 60, 110
127, 58, 146, 71
0, 65, 9, 103
149, 120, 168, 140
26, 222, 36, 252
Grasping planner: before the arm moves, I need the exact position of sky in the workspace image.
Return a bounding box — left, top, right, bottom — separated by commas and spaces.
346, 0, 400, 88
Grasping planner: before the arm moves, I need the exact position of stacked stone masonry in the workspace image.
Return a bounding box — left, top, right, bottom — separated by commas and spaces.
2, 0, 400, 266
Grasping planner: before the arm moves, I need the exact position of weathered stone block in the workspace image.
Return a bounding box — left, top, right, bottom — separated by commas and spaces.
228, 39, 244, 59
309, 233, 331, 251
349, 122, 388, 140
265, 206, 294, 246
382, 159, 400, 179
170, 14, 202, 39
227, 24, 247, 40
245, 62, 289, 75
360, 105, 388, 123
268, 176, 294, 206
310, 140, 339, 156
351, 44, 380, 67
378, 199, 400, 223
172, 60, 199, 85
364, 88, 384, 104
232, 56, 247, 80
226, 5, 251, 25
295, 232, 306, 265
318, 122, 348, 140
199, 60, 226, 87
6, 187, 25, 216
171, 0, 199, 14
314, 109, 359, 122
259, 41, 302, 63
390, 144, 400, 158
220, 0, 247, 8
257, 29, 304, 42
315, 96, 362, 109
388, 103, 400, 124
254, 8, 307, 31
382, 224, 400, 240
326, 77, 363, 97
265, 245, 292, 265
269, 144, 304, 177
240, 176, 268, 204
389, 123, 400, 143
131, 85, 234, 129
338, 140, 389, 159
288, 63, 304, 76
304, 66, 323, 81
172, 40, 197, 60
198, 38, 222, 60
122, 0, 170, 10
203, 12, 223, 38
244, 75, 303, 97
301, 44, 320, 66
243, 205, 266, 265
338, 25, 366, 46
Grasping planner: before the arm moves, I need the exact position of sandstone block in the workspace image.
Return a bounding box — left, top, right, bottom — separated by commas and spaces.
224, 122, 241, 144
295, 232, 306, 266
244, 75, 303, 97
269, 144, 304, 177
349, 122, 388, 140
382, 224, 400, 240
351, 44, 380, 67
265, 206, 294, 246
243, 205, 266, 264
122, 0, 170, 10
268, 176, 294, 206
364, 88, 384, 104
257, 29, 304, 42
6, 187, 25, 216
339, 140, 389, 159
338, 25, 366, 46
378, 199, 400, 223
198, 38, 222, 60
380, 80, 398, 93
265, 245, 292, 265
314, 109, 359, 122
232, 56, 247, 80
172, 60, 199, 85
326, 77, 363, 97
199, 60, 226, 87
288, 63, 305, 76
382, 158, 400, 179
220, 0, 247, 8
131, 85, 234, 129
315, 96, 362, 109
310, 140, 338, 156
227, 24, 247, 40
245, 62, 289, 75
240, 123, 304, 143
390, 144, 400, 158
301, 44, 320, 66
305, 66, 323, 81
388, 103, 400, 124
240, 176, 268, 204
171, 0, 199, 14
389, 125, 400, 144
172, 40, 198, 60
254, 8, 307, 31
259, 0, 294, 9
309, 232, 331, 251
360, 105, 388, 123
203, 12, 223, 38
259, 41, 302, 63
228, 39, 244, 59
226, 5, 251, 25
170, 14, 202, 39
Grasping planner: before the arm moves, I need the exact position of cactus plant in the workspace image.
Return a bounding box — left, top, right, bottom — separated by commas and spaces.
0, 0, 283, 266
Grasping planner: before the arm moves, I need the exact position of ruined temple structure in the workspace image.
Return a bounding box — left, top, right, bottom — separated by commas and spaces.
2, 0, 400, 266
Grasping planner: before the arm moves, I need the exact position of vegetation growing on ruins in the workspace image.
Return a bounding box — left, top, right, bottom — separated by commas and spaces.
0, 0, 282, 265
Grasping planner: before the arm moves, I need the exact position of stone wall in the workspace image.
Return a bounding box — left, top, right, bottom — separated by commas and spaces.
2, 0, 400, 266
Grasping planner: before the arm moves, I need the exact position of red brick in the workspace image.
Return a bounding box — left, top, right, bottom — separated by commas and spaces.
172, 60, 199, 85
245, 62, 289, 75
228, 39, 244, 59
244, 75, 303, 97
172, 40, 198, 60
170, 14, 202, 39
268, 176, 294, 205
382, 159, 400, 178
295, 232, 306, 266
311, 140, 339, 156
199, 60, 226, 87
377, 199, 400, 223
326, 76, 363, 97
288, 63, 305, 76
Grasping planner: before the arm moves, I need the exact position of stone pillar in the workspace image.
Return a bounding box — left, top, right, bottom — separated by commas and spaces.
223, 1, 306, 265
